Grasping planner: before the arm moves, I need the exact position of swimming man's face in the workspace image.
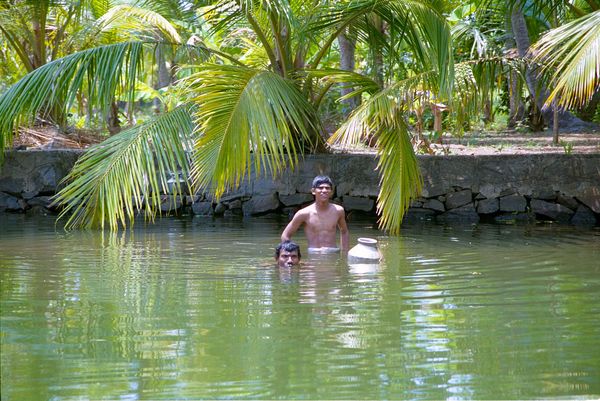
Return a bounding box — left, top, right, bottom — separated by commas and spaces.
277, 250, 300, 267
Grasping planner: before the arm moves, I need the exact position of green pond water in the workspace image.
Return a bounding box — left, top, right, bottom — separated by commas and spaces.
1, 214, 599, 400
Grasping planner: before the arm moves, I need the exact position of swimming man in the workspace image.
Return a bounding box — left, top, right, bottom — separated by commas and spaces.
281, 175, 349, 252
275, 240, 301, 267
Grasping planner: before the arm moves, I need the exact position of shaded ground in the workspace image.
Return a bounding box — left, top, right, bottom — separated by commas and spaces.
12, 125, 600, 155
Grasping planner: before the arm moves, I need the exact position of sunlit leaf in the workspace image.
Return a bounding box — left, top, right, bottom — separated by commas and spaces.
54, 104, 195, 230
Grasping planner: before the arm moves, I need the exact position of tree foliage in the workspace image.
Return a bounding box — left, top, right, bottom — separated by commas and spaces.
0, 0, 598, 233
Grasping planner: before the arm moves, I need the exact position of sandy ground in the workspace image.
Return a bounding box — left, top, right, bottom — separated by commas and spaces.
433, 129, 600, 156
12, 126, 600, 156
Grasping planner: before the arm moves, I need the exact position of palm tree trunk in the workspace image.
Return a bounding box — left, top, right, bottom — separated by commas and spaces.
338, 31, 359, 114
511, 6, 551, 123
107, 101, 121, 135
508, 69, 525, 127
553, 101, 559, 144
371, 16, 385, 88
504, 15, 525, 128
511, 4, 586, 131
153, 45, 171, 114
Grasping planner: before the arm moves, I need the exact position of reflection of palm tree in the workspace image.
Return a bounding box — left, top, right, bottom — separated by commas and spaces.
1, 0, 454, 233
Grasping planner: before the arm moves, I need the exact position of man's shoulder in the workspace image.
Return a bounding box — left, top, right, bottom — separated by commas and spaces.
295, 203, 315, 215
332, 203, 345, 213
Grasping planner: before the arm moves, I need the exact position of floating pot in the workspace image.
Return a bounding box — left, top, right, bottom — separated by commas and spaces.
348, 237, 381, 264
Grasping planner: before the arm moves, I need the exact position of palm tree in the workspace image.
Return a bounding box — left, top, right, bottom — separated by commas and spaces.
0, 0, 182, 138
0, 0, 454, 233
531, 10, 600, 112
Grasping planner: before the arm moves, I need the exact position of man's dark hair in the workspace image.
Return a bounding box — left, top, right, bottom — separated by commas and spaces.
275, 240, 301, 258
312, 175, 334, 189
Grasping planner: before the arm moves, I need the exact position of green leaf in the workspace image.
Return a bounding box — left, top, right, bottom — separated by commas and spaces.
0, 41, 146, 161
186, 64, 322, 198
533, 10, 600, 109
329, 86, 422, 234
53, 104, 195, 230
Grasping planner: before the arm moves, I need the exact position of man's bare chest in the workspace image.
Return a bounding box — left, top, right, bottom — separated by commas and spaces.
306, 210, 338, 231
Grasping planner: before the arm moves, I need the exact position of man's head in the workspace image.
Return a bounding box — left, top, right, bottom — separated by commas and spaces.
312, 175, 334, 189
311, 175, 334, 200
275, 241, 301, 267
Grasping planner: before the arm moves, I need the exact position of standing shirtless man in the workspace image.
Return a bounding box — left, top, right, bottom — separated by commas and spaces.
281, 175, 349, 252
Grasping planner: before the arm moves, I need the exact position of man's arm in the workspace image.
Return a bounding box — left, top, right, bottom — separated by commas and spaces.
281, 211, 305, 242
338, 209, 349, 251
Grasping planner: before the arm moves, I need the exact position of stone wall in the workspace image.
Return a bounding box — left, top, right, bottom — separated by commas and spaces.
1, 150, 599, 225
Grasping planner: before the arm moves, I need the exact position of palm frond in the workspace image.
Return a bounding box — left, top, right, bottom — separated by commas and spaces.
186, 64, 321, 198
532, 10, 600, 109
328, 86, 422, 234
95, 4, 182, 43
0, 41, 146, 160
451, 57, 516, 133
375, 111, 422, 235
304, 68, 380, 106
53, 104, 195, 230
307, 0, 454, 96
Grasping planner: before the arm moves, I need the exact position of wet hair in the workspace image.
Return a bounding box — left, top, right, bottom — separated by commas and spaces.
275, 240, 301, 259
312, 175, 334, 189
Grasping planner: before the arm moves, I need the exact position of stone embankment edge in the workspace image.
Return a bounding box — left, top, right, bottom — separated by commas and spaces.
1, 150, 598, 226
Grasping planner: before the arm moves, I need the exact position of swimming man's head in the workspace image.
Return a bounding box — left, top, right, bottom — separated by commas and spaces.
275, 241, 301, 267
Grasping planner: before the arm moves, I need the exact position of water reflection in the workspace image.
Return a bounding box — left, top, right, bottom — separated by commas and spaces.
1, 214, 599, 400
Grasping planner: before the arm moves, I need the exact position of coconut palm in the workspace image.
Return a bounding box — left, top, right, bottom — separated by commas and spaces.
0, 0, 453, 233
532, 10, 600, 111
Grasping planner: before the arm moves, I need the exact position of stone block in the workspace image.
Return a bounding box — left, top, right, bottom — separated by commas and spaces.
499, 194, 527, 212
477, 198, 499, 214
570, 204, 597, 225
402, 208, 436, 224
0, 150, 80, 196
499, 188, 516, 197
531, 189, 557, 200
191, 201, 213, 216
576, 187, 600, 213
531, 199, 574, 222
335, 181, 352, 196
437, 204, 479, 223
227, 199, 242, 210
214, 202, 227, 215
478, 183, 502, 199
445, 189, 472, 210
410, 199, 423, 207
186, 195, 201, 205
342, 196, 374, 212
556, 194, 579, 211
27, 196, 53, 209
423, 199, 445, 212
242, 193, 280, 215
348, 185, 378, 197
159, 195, 183, 212
279, 193, 313, 206
252, 175, 284, 196
421, 184, 449, 198
0, 192, 24, 211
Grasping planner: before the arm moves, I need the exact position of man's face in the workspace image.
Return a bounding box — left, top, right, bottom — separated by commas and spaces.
311, 184, 332, 201
277, 250, 300, 267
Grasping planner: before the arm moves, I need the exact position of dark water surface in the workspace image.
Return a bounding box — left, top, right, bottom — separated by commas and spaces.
1, 214, 599, 400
